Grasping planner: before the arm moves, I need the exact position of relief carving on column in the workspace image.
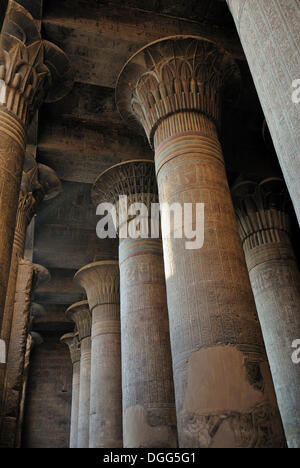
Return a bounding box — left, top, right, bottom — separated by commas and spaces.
116, 36, 240, 145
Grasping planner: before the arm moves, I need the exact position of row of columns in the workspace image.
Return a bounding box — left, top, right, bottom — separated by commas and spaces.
62, 33, 299, 448
0, 1, 298, 450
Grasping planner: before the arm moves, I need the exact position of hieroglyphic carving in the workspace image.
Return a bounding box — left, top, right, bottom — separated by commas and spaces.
119, 238, 177, 448
181, 402, 285, 448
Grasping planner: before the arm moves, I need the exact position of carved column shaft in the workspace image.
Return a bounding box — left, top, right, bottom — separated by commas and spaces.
116, 36, 286, 447
0, 109, 26, 329
75, 261, 123, 448
15, 331, 43, 448
61, 333, 81, 449
233, 178, 300, 448
66, 301, 91, 449
227, 0, 300, 224
120, 237, 177, 448
92, 160, 177, 448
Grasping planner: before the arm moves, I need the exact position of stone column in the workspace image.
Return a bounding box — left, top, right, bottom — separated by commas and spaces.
232, 177, 300, 448
92, 160, 177, 448
0, 263, 50, 447
226, 0, 300, 224
0, 259, 34, 447
116, 36, 285, 448
16, 331, 43, 448
66, 301, 91, 448
74, 261, 122, 448
0, 0, 73, 323
61, 332, 81, 449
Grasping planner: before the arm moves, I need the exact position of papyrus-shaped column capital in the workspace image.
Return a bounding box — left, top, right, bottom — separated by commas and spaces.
60, 333, 81, 365
66, 301, 91, 342
75, 261, 120, 310
116, 35, 240, 146
232, 177, 291, 253
92, 160, 158, 235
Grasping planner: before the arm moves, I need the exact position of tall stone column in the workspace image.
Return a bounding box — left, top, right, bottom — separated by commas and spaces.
232, 177, 300, 448
16, 331, 43, 448
0, 263, 50, 447
0, 0, 73, 323
92, 161, 177, 448
75, 261, 122, 448
226, 0, 300, 224
116, 36, 286, 448
61, 332, 81, 449
66, 301, 91, 448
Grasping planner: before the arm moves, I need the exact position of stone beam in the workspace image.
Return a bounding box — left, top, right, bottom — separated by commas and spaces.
37, 121, 153, 184
42, 2, 243, 88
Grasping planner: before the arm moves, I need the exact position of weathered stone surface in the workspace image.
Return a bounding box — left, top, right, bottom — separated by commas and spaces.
93, 160, 177, 448
0, 259, 35, 447
75, 261, 123, 448
65, 301, 91, 448
117, 36, 286, 448
60, 332, 81, 449
15, 331, 43, 448
227, 0, 300, 224
233, 177, 300, 448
